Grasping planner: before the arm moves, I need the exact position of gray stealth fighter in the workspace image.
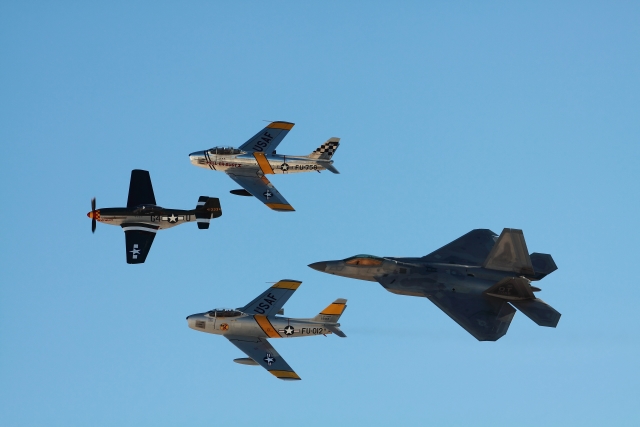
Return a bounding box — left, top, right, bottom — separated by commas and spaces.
309, 229, 560, 341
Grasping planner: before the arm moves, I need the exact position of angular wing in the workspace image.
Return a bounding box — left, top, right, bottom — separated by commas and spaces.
227, 172, 294, 212
226, 335, 300, 380
122, 224, 158, 264
127, 169, 156, 208
425, 292, 516, 341
238, 121, 294, 154
238, 280, 302, 316
422, 229, 498, 266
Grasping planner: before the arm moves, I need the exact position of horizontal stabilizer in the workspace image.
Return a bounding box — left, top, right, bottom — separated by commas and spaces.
530, 253, 558, 280
482, 228, 534, 275
510, 298, 561, 328
322, 163, 340, 174
324, 324, 346, 337
484, 277, 535, 301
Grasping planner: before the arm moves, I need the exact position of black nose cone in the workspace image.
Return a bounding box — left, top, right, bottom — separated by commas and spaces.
308, 261, 327, 272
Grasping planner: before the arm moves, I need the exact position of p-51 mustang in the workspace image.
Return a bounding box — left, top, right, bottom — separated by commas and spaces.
188, 121, 340, 212
310, 228, 561, 341
187, 280, 347, 380
88, 169, 222, 264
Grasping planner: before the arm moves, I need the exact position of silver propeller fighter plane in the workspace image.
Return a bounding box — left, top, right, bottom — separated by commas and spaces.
309, 228, 560, 341
88, 169, 222, 264
187, 279, 347, 380
188, 121, 340, 212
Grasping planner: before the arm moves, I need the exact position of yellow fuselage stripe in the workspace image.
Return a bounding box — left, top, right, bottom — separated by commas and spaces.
254, 315, 281, 338
253, 152, 275, 175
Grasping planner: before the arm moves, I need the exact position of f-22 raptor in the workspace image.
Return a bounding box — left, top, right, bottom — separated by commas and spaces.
187, 280, 347, 380
88, 169, 222, 264
188, 121, 340, 212
309, 229, 560, 341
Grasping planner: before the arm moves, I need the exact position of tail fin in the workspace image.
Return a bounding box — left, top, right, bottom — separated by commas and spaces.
195, 197, 222, 229
313, 298, 347, 323
481, 228, 534, 275
484, 277, 561, 328
308, 138, 340, 160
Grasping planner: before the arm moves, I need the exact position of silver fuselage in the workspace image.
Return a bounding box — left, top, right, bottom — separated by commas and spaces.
186, 312, 334, 339
189, 150, 330, 174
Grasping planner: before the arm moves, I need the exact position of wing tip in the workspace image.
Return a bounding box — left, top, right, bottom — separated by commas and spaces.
267, 121, 295, 130
266, 203, 295, 212
272, 280, 302, 290
269, 370, 301, 380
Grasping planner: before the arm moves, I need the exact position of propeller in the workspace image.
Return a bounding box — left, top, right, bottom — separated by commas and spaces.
90, 197, 97, 233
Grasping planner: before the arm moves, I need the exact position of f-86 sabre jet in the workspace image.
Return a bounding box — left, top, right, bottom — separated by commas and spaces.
188, 121, 340, 212
187, 280, 347, 380
309, 229, 561, 341
87, 169, 222, 264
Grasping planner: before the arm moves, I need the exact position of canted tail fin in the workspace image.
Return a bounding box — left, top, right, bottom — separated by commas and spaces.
308, 138, 340, 160
313, 298, 347, 323
482, 228, 534, 275
195, 197, 222, 229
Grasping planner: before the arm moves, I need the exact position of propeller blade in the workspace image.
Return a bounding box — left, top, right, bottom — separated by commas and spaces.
90, 197, 97, 233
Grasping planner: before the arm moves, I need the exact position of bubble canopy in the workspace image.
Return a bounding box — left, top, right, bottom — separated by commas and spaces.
206, 309, 243, 318
208, 147, 243, 155
344, 254, 384, 266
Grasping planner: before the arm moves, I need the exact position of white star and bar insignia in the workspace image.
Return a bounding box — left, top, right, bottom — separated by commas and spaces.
263, 353, 276, 365
263, 190, 273, 200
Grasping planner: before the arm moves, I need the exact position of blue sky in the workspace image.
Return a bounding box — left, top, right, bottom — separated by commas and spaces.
1, 1, 639, 426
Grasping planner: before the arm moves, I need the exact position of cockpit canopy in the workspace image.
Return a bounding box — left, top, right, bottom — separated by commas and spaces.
208, 147, 243, 155
133, 204, 163, 214
344, 254, 384, 266
206, 308, 243, 318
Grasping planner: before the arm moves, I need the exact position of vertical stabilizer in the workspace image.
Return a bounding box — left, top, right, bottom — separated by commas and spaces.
308, 138, 340, 160
482, 229, 534, 275
313, 298, 347, 323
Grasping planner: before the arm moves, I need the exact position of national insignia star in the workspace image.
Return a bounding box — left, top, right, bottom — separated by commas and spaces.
263, 190, 273, 200
283, 325, 295, 335
168, 214, 177, 223
263, 353, 275, 365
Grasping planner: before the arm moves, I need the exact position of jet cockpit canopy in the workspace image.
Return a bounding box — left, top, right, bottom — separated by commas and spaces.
208, 147, 243, 155
206, 308, 243, 318
344, 254, 384, 266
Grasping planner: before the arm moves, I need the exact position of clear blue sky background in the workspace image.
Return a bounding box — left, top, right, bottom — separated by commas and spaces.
1, 2, 639, 426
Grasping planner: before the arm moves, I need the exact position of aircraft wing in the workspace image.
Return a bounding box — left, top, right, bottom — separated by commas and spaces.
238, 280, 301, 316
425, 291, 516, 341
227, 171, 295, 212
226, 335, 300, 380
238, 121, 294, 154
127, 169, 156, 208
122, 224, 158, 264
422, 229, 498, 266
